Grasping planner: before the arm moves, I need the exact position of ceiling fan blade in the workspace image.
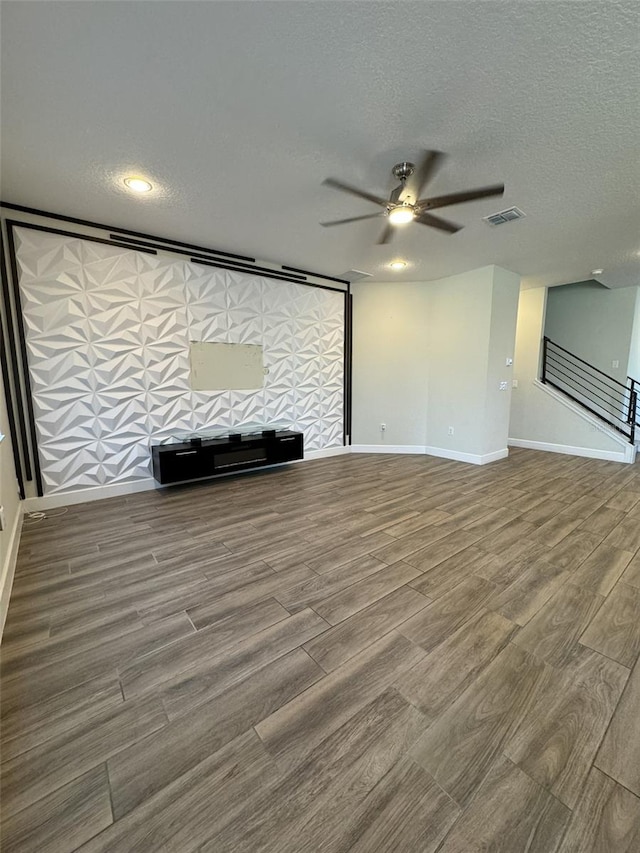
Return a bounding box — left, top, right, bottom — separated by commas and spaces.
321, 213, 384, 227
376, 223, 394, 245
414, 211, 461, 233
418, 183, 505, 211
403, 150, 446, 202
322, 178, 388, 208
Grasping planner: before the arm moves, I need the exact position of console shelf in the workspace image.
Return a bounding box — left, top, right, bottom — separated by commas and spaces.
151, 428, 303, 486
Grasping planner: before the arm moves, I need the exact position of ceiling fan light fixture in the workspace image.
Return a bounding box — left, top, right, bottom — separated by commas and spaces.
388, 205, 414, 225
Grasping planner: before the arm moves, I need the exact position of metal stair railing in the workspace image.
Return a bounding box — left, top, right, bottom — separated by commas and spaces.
627, 375, 639, 441
541, 337, 636, 444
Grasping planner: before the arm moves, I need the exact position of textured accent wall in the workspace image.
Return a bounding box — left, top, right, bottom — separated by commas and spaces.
14, 228, 344, 495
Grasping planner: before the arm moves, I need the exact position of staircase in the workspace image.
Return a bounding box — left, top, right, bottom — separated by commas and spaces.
541, 337, 638, 446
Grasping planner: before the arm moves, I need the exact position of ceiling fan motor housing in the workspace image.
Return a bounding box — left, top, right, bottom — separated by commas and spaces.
391, 162, 415, 181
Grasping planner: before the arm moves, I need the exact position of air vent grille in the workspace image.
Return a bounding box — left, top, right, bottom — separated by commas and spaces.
340, 269, 373, 283
483, 207, 526, 226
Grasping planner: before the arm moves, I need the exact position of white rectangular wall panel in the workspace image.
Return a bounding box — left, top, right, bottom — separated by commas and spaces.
189, 342, 264, 391
14, 227, 344, 494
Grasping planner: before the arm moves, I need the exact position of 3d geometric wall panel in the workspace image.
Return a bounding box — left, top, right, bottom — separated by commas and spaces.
14, 228, 344, 495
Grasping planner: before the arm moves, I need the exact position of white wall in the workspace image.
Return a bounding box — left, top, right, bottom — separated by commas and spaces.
0, 377, 22, 636
545, 281, 639, 384
510, 287, 632, 461
14, 227, 345, 497
352, 265, 521, 462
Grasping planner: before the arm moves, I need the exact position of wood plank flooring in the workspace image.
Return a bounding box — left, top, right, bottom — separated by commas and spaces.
1, 448, 640, 851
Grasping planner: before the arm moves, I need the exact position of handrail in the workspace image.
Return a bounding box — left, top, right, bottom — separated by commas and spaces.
544, 337, 630, 390
545, 362, 629, 411
545, 352, 630, 399
541, 337, 636, 444
545, 352, 632, 401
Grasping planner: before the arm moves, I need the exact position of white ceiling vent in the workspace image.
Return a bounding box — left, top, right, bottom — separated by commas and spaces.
340, 269, 373, 282
483, 207, 526, 226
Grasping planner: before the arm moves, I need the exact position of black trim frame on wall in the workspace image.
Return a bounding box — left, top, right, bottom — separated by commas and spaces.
0, 207, 354, 500
188, 256, 342, 291
0, 322, 25, 500
0, 237, 25, 499
0, 201, 349, 289
281, 264, 350, 286
5, 224, 44, 496
344, 290, 353, 445
0, 231, 29, 494
8, 220, 158, 258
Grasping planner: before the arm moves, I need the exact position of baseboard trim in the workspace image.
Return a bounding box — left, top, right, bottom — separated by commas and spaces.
18, 442, 523, 514
532, 381, 633, 448
508, 437, 635, 464
22, 446, 352, 512
1, 505, 23, 641
350, 444, 427, 455
424, 446, 510, 466
305, 446, 352, 460
23, 478, 158, 512
350, 444, 509, 465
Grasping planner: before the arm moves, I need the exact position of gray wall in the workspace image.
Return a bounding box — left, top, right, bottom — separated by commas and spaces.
482, 267, 522, 453
424, 267, 495, 456
351, 265, 520, 460
544, 281, 639, 383
628, 289, 640, 382
510, 287, 630, 459
350, 280, 429, 448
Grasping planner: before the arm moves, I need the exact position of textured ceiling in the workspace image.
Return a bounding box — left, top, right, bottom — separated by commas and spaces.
1, 1, 639, 288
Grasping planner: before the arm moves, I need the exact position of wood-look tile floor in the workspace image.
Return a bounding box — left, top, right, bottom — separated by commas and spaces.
2, 448, 640, 852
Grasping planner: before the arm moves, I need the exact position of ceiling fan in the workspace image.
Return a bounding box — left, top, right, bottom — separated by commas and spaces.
321, 150, 504, 244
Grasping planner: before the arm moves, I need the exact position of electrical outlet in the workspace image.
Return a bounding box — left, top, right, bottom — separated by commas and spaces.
380, 423, 386, 432
512, 379, 519, 389
448, 426, 454, 436
612, 360, 620, 369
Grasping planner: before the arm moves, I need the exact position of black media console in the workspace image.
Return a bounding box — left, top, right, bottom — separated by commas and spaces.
151, 428, 304, 486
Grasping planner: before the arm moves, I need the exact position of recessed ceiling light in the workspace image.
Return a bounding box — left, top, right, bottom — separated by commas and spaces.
388, 205, 414, 225
389, 260, 407, 270
591, 268, 604, 275
124, 177, 153, 193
